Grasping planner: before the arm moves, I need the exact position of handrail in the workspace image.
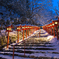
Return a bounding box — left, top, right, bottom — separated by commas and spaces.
43, 17, 59, 40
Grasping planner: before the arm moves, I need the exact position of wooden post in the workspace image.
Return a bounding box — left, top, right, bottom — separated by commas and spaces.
48, 27, 49, 34
47, 27, 48, 32
39, 28, 40, 37
58, 16, 59, 20
26, 30, 27, 38
48, 27, 49, 33
17, 31, 19, 43
23, 30, 24, 40
31, 29, 32, 34
7, 31, 9, 48
53, 27, 55, 37
24, 41, 25, 57
28, 29, 29, 36
13, 45, 15, 59
39, 31, 40, 37
56, 26, 58, 40
33, 27, 34, 33
30, 29, 32, 35
51, 28, 52, 35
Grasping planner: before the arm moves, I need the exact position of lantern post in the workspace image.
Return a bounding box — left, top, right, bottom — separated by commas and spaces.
52, 21, 55, 37
6, 25, 12, 48
27, 25, 30, 36
39, 27, 40, 37
22, 25, 25, 41
16, 24, 22, 43
25, 25, 27, 38
50, 23, 53, 35
22, 24, 26, 57
54, 21, 58, 40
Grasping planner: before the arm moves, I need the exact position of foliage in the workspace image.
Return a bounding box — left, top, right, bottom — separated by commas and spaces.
0, 36, 7, 46
0, 0, 55, 26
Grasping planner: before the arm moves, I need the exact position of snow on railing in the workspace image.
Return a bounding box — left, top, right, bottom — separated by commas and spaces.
43, 17, 59, 40
6, 24, 40, 59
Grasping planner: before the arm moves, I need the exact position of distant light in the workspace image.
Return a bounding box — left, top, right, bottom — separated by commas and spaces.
7, 28, 11, 31
55, 22, 58, 24
52, 24, 54, 26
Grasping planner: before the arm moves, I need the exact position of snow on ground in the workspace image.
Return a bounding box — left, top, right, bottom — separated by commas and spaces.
0, 54, 32, 59
40, 29, 58, 43
1, 29, 59, 59
0, 30, 17, 36
3, 30, 39, 50
0, 30, 6, 36
9, 31, 17, 36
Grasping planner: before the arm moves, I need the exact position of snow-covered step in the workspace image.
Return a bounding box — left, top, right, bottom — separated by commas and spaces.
3, 48, 59, 54
3, 49, 59, 54
1, 29, 59, 59
0, 57, 6, 59
0, 54, 33, 59
9, 46, 56, 50
0, 51, 33, 58
10, 45, 54, 48
0, 51, 59, 59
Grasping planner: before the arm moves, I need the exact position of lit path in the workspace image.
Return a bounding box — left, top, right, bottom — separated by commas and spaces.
0, 29, 59, 59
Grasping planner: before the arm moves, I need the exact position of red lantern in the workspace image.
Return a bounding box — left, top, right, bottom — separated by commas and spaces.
6, 25, 13, 48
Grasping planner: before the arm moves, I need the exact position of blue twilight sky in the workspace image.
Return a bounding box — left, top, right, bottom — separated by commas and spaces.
53, 0, 59, 8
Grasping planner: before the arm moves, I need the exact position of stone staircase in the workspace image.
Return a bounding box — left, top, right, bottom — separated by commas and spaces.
0, 29, 59, 59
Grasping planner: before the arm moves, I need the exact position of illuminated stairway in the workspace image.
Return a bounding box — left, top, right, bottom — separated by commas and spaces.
0, 29, 59, 59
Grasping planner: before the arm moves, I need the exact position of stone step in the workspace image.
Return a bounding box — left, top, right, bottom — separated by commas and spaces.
9, 47, 56, 50
0, 57, 6, 59
11, 44, 54, 47
0, 52, 59, 59
0, 52, 35, 58
0, 54, 33, 59
4, 49, 59, 54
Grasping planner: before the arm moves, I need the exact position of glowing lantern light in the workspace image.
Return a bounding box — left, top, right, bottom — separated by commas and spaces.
55, 22, 58, 24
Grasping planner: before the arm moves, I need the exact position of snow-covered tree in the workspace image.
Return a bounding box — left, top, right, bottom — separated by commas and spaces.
30, 0, 53, 25
0, 0, 54, 26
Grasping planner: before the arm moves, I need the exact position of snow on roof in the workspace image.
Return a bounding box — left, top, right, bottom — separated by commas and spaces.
16, 24, 21, 26
6, 24, 11, 27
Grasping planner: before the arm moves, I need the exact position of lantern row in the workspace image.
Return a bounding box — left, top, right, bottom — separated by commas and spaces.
6, 24, 40, 48
43, 19, 59, 40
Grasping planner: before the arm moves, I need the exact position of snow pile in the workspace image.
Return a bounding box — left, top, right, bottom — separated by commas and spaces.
1, 30, 6, 33
1, 30, 6, 36
9, 31, 17, 36
41, 29, 58, 43
47, 35, 57, 43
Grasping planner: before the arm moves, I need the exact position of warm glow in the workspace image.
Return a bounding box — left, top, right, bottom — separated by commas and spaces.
55, 22, 58, 24
7, 28, 11, 30
50, 25, 52, 26
22, 27, 25, 29
17, 27, 20, 30
52, 24, 54, 26
28, 27, 29, 28
26, 27, 28, 28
